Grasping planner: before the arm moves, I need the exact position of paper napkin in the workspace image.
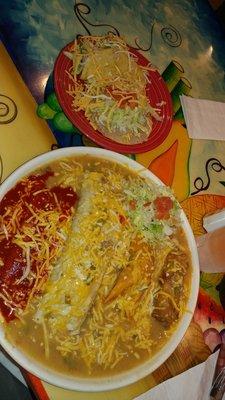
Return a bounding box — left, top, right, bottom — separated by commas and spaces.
180, 95, 225, 141
134, 351, 224, 400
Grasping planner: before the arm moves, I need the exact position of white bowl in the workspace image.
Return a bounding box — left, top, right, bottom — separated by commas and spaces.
0, 147, 199, 391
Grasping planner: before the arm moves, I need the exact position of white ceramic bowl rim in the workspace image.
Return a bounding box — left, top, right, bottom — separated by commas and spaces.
0, 147, 199, 392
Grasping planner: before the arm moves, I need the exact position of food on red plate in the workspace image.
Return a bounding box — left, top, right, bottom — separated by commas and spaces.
66, 35, 162, 145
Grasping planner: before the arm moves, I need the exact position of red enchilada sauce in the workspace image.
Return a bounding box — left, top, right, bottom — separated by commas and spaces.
0, 171, 78, 322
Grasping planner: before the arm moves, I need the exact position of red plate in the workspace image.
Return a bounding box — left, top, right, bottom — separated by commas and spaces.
54, 41, 173, 154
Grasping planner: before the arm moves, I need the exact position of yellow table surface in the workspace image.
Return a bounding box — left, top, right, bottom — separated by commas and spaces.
0, 41, 55, 183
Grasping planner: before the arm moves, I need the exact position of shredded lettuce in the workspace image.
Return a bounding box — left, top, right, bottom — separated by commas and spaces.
87, 98, 151, 136
125, 181, 181, 243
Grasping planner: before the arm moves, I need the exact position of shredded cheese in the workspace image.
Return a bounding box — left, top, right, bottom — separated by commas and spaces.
16, 247, 31, 285
34, 171, 133, 350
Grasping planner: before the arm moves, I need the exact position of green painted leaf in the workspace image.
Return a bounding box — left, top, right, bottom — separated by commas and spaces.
53, 112, 75, 133
37, 103, 56, 119
46, 93, 62, 112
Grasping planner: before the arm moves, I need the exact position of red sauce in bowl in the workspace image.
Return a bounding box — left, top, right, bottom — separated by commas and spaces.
0, 172, 78, 322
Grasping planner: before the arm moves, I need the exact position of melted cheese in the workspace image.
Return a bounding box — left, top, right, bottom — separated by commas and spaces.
34, 171, 133, 341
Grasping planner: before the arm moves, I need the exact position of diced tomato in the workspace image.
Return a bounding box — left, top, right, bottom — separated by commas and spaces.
129, 200, 136, 210
119, 214, 126, 224
106, 86, 137, 109
153, 196, 173, 220
119, 96, 137, 109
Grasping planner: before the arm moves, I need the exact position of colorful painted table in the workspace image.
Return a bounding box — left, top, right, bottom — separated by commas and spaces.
0, 1, 225, 399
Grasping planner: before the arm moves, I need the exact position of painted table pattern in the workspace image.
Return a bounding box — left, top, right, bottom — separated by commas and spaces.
0, 1, 225, 399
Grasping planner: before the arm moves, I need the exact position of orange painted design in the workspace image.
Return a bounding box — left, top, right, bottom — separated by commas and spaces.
149, 140, 178, 186
136, 121, 191, 202
181, 194, 225, 236
24, 371, 50, 400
